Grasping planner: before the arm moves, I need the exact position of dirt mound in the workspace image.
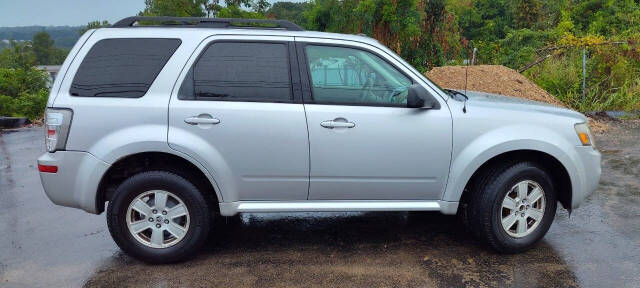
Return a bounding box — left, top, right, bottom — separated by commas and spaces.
426, 65, 565, 106
426, 65, 609, 132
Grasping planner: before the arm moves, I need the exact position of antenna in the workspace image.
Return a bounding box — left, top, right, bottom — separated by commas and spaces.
464, 61, 469, 97
462, 48, 475, 113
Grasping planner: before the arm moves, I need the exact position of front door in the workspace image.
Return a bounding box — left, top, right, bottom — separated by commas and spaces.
298, 41, 453, 200
169, 36, 309, 201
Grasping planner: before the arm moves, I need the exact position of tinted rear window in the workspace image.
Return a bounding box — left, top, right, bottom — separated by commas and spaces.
179, 42, 291, 102
70, 38, 181, 98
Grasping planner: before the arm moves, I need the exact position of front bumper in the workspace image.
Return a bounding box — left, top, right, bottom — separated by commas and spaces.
37, 151, 110, 214
571, 146, 601, 209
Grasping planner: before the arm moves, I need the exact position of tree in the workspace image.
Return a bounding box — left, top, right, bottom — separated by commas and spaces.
79, 20, 110, 35
305, 0, 462, 71
32, 32, 54, 65
454, 0, 514, 41
224, 0, 252, 9
203, 0, 222, 17
253, 0, 271, 14
139, 0, 206, 17
266, 2, 311, 26
217, 5, 263, 18
0, 41, 49, 120
0, 41, 35, 69
510, 0, 542, 29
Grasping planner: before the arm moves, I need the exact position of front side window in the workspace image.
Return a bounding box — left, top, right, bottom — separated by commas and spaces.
179, 42, 292, 102
70, 38, 180, 98
305, 45, 412, 105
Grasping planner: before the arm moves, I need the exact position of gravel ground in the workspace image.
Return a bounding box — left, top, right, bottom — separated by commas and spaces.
0, 121, 638, 288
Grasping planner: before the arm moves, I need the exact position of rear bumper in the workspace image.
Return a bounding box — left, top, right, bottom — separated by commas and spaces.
571, 147, 601, 209
37, 151, 110, 214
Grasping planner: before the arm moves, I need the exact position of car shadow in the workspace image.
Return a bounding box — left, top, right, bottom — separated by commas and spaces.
84, 211, 578, 288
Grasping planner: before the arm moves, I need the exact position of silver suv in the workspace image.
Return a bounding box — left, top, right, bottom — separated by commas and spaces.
37, 17, 601, 263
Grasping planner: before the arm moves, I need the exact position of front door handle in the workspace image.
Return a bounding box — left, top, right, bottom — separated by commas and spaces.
184, 115, 220, 125
320, 120, 355, 129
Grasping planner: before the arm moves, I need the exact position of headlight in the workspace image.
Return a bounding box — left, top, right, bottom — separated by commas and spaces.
574, 122, 594, 147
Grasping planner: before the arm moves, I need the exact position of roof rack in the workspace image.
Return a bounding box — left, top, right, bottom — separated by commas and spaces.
112, 16, 304, 31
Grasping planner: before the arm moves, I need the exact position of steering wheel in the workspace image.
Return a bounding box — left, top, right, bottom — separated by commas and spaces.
387, 86, 408, 104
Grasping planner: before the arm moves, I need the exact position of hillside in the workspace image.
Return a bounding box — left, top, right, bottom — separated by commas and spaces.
0, 26, 82, 49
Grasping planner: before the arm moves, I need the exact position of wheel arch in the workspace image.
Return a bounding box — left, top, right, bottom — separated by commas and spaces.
96, 151, 223, 214
443, 131, 582, 212
457, 150, 573, 211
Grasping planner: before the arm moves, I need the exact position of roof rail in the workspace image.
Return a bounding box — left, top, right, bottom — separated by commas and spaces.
112, 16, 304, 31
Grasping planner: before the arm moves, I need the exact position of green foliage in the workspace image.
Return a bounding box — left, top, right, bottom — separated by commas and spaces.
139, 0, 206, 17
0, 89, 49, 120
0, 67, 49, 97
217, 5, 264, 18
457, 0, 512, 41
0, 94, 16, 117
0, 41, 35, 69
2, 0, 639, 116
0, 41, 50, 120
79, 20, 110, 35
266, 2, 311, 26
510, 0, 542, 29
32, 32, 54, 65
253, 0, 271, 14
304, 0, 462, 71
570, 0, 639, 36
4, 32, 70, 66
497, 29, 556, 68
305, 0, 359, 32
526, 54, 582, 100
141, 0, 270, 18
525, 41, 640, 112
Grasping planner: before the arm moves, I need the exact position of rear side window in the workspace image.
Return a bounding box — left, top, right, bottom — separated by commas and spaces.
70, 38, 181, 98
179, 42, 292, 102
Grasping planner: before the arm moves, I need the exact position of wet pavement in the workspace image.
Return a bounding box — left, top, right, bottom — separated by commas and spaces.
1, 122, 639, 288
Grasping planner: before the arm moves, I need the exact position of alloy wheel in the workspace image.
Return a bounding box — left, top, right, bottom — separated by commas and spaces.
500, 180, 546, 238
125, 190, 190, 248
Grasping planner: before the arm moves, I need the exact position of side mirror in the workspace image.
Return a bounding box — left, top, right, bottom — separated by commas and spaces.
407, 84, 440, 109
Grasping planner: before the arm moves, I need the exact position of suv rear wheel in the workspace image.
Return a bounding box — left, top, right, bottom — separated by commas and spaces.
107, 171, 211, 263
466, 161, 557, 253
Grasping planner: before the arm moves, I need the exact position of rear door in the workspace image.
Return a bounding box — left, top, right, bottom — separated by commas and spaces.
297, 39, 453, 200
168, 35, 309, 201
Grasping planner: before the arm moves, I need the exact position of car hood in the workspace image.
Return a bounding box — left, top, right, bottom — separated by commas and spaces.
458, 90, 587, 122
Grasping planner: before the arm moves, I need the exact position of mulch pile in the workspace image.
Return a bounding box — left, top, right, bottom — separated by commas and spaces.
425, 65, 608, 133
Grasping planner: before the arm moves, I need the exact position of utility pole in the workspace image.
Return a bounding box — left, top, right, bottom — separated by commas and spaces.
471, 48, 477, 65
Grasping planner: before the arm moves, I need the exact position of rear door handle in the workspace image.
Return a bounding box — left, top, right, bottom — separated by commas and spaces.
320, 120, 355, 129
184, 116, 220, 125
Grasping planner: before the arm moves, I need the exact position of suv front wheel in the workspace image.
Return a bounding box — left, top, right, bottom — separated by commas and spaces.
466, 161, 557, 253
107, 171, 211, 263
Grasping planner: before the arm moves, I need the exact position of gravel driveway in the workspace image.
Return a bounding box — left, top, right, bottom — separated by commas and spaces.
1, 121, 638, 288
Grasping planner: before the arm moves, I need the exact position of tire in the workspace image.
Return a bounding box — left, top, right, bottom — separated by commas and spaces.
107, 171, 211, 263
465, 161, 557, 253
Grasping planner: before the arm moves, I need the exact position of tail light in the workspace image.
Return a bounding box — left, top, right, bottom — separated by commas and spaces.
45, 108, 73, 152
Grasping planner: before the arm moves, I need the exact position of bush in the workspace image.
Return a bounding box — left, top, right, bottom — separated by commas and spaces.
0, 64, 50, 121
0, 94, 16, 117
526, 53, 582, 99
0, 89, 48, 120
525, 48, 640, 112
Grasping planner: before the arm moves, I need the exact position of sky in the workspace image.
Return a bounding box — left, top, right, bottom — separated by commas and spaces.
0, 0, 146, 27
0, 0, 301, 27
